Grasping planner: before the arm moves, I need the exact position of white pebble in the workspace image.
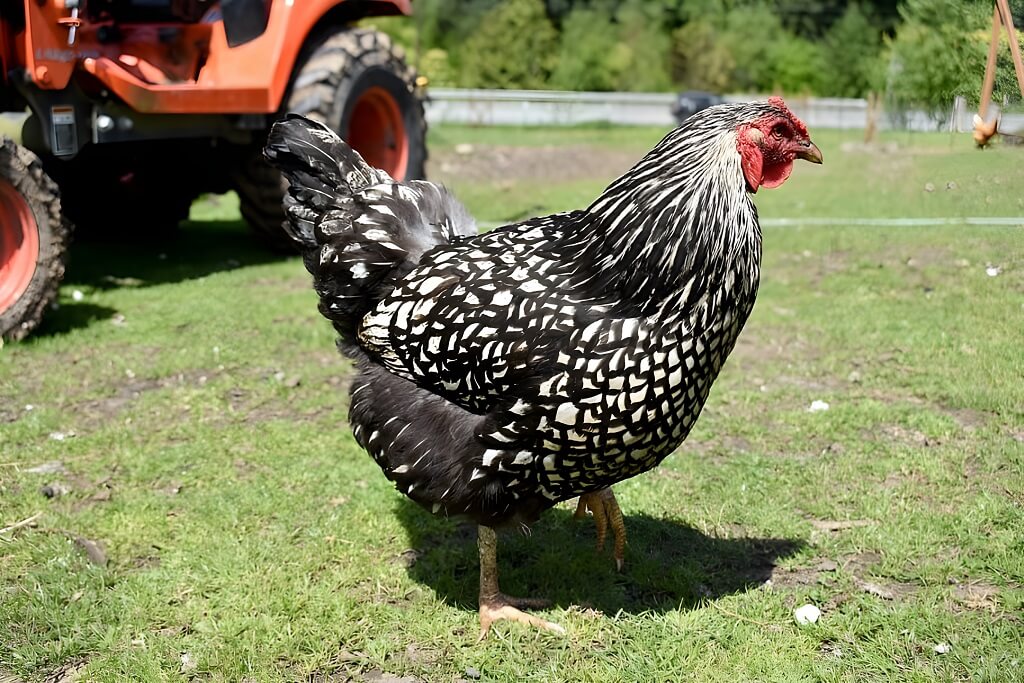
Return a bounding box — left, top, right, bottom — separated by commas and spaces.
794, 603, 821, 625
985, 266, 1000, 277
808, 400, 830, 413
71, 290, 84, 301
24, 404, 34, 411
934, 643, 951, 654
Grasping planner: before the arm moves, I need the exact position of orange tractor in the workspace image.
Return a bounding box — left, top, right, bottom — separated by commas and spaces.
0, 0, 426, 340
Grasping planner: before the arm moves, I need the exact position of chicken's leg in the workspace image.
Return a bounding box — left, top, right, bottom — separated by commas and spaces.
477, 525, 565, 640
574, 488, 627, 571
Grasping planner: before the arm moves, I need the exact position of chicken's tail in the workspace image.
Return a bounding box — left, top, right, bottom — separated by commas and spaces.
264, 114, 475, 344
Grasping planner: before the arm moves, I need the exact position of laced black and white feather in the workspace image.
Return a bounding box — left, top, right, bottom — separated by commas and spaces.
265, 101, 779, 527
265, 114, 476, 342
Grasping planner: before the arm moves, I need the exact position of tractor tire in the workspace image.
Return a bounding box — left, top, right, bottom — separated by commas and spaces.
0, 138, 70, 342
234, 27, 427, 251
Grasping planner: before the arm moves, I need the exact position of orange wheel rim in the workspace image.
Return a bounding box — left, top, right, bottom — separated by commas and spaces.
346, 86, 409, 179
0, 179, 39, 314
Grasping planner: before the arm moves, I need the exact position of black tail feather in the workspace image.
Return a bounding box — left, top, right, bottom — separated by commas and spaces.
264, 114, 475, 346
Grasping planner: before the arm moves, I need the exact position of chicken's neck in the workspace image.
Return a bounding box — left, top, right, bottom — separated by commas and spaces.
567, 130, 761, 321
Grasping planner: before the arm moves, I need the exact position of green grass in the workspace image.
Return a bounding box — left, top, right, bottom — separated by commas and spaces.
429, 125, 1024, 223
1, 126, 1023, 682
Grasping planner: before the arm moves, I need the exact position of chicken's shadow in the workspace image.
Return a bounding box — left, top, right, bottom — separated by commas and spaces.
395, 498, 804, 615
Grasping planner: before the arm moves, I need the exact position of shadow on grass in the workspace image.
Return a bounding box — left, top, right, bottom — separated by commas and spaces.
30, 219, 294, 339
395, 497, 803, 614
66, 219, 290, 290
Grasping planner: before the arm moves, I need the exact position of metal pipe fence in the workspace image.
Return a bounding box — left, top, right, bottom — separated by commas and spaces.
424, 88, 1024, 133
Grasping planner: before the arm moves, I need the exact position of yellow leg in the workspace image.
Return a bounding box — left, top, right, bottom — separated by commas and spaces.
574, 487, 627, 571
477, 525, 565, 640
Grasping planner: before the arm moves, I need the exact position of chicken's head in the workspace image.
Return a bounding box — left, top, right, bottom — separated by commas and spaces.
737, 97, 822, 193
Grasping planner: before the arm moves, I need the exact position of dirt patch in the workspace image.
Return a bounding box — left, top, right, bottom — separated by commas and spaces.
728, 326, 823, 369
429, 144, 639, 186
768, 558, 838, 589
950, 581, 1003, 612
940, 406, 990, 431
869, 424, 934, 449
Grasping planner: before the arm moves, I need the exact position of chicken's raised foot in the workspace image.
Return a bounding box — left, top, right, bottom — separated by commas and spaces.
477, 525, 565, 640
574, 488, 627, 571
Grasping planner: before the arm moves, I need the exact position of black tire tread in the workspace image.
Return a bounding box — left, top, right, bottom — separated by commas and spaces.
234, 27, 427, 251
0, 137, 71, 341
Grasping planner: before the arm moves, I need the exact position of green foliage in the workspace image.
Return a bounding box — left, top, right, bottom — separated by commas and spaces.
367, 0, 1022, 104
821, 3, 885, 97
611, 0, 674, 92
885, 0, 992, 114
457, 0, 559, 89
768, 37, 826, 94
717, 4, 787, 93
549, 9, 624, 91
671, 20, 735, 92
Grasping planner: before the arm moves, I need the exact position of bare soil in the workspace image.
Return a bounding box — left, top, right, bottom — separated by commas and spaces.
429, 144, 639, 186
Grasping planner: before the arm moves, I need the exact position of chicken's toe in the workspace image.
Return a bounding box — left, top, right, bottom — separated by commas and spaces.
576, 488, 627, 571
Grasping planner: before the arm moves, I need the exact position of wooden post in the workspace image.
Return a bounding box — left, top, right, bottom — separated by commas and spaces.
864, 91, 879, 144
995, 0, 1024, 98
979, 5, 1001, 120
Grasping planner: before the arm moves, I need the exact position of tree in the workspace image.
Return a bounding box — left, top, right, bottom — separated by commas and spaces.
550, 9, 627, 91
671, 20, 735, 92
884, 0, 1021, 115
457, 0, 560, 89
821, 3, 885, 97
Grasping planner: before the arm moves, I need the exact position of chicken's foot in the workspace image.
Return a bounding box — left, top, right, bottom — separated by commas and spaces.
574, 488, 626, 571
477, 525, 565, 640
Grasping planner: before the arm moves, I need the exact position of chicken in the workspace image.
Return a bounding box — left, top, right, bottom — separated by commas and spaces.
264, 97, 821, 638
973, 113, 999, 148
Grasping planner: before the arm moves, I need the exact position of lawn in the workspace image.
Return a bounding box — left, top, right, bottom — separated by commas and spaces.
1, 124, 1022, 682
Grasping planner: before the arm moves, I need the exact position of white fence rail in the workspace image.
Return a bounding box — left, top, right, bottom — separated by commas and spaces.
424, 88, 1024, 133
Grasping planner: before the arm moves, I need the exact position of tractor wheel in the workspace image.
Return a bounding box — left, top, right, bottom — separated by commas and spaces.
234, 27, 427, 251
0, 138, 69, 342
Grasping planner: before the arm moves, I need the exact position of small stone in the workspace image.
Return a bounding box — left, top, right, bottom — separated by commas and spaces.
794, 603, 821, 625
847, 370, 862, 383
284, 375, 301, 388
41, 482, 71, 498
125, 368, 136, 379
111, 313, 127, 326
454, 143, 474, 156
180, 652, 197, 673
72, 289, 84, 301
985, 266, 1000, 277
808, 400, 830, 413
923, 182, 935, 192
945, 181, 958, 190
465, 667, 481, 680
273, 371, 286, 382
24, 404, 34, 411
934, 642, 951, 654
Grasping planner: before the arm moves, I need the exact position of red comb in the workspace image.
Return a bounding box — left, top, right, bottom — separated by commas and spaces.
767, 96, 808, 137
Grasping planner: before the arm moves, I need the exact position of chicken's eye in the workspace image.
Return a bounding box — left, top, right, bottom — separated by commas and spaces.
772, 123, 788, 138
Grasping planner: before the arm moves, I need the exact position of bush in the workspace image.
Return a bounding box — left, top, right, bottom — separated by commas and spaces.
549, 9, 624, 91
883, 0, 1009, 114
821, 3, 885, 98
457, 0, 559, 90
670, 20, 734, 93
